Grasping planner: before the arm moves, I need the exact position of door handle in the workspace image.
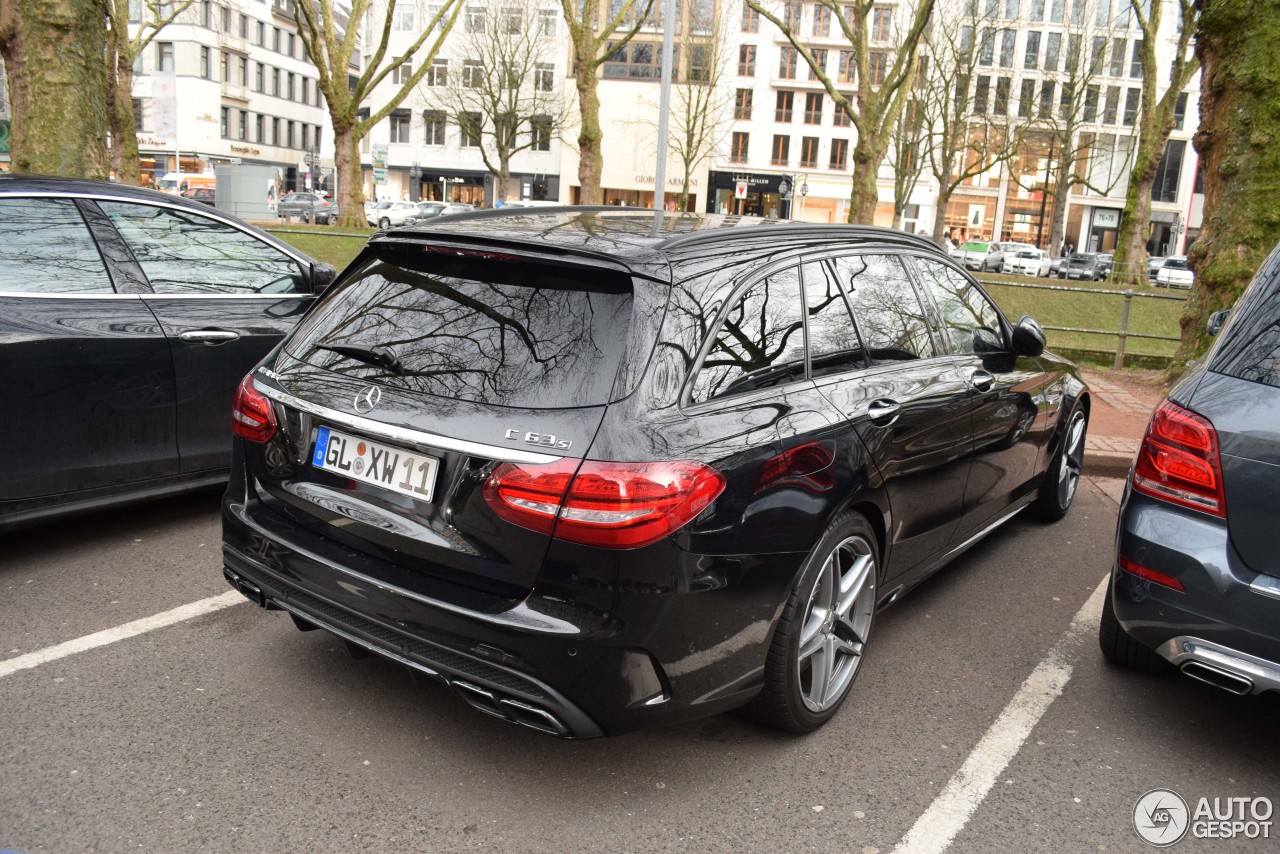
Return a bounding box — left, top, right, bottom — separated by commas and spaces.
971, 370, 995, 392
868, 399, 902, 427
179, 329, 241, 344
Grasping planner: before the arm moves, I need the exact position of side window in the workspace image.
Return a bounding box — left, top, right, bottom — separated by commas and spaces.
691, 267, 805, 403
913, 258, 1004, 355
802, 259, 867, 378
96, 201, 305, 295
833, 254, 936, 362
0, 199, 114, 294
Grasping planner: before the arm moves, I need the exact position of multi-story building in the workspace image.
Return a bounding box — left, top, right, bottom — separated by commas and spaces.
128, 0, 332, 190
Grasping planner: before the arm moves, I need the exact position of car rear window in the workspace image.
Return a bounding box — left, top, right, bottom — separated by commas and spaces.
1209, 247, 1280, 390
287, 245, 635, 408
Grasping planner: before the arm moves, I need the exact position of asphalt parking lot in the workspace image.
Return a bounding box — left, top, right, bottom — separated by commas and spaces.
2, 478, 1277, 852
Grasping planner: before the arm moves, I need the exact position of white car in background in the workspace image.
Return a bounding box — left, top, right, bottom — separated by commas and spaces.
1002, 248, 1053, 277
1156, 256, 1195, 288
960, 240, 1004, 272
365, 200, 420, 229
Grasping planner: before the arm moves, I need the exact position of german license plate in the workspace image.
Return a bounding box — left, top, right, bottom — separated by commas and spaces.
312, 426, 438, 503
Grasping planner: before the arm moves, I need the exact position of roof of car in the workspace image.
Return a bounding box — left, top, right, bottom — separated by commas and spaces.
0, 173, 216, 211
395, 207, 944, 263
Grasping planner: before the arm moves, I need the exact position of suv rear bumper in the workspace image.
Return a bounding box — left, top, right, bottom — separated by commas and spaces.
1112, 488, 1280, 693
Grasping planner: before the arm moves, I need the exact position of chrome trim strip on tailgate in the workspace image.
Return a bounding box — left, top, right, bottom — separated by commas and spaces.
253, 377, 562, 465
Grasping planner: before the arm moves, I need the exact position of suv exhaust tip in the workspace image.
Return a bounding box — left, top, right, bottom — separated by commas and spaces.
1181, 661, 1253, 695
451, 680, 570, 737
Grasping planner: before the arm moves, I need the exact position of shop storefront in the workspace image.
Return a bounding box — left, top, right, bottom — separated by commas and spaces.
1086, 207, 1121, 253
707, 171, 786, 218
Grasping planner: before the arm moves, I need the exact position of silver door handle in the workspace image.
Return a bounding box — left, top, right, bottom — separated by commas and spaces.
971, 370, 995, 392
868, 399, 902, 426
179, 329, 241, 344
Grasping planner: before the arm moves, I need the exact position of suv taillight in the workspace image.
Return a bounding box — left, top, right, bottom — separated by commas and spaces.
1132, 400, 1225, 517
231, 374, 277, 443
483, 459, 725, 549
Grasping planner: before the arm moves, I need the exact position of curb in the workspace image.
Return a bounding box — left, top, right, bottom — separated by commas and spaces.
1084, 449, 1133, 480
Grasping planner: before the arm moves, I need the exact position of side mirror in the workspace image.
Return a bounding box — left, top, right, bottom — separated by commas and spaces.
1207, 309, 1230, 336
1011, 315, 1046, 358
311, 262, 338, 293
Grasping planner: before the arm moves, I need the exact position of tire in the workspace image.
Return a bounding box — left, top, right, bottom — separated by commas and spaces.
379, 217, 391, 230
1030, 405, 1087, 522
1098, 577, 1169, 673
748, 511, 879, 733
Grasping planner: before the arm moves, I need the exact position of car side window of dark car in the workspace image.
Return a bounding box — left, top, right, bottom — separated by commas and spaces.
802, 259, 867, 378
832, 254, 936, 363
911, 258, 1005, 355
1210, 253, 1280, 389
690, 266, 806, 404
0, 198, 115, 294
96, 201, 305, 295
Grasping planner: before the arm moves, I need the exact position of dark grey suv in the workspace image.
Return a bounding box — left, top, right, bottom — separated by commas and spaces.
223, 209, 1090, 736
1102, 242, 1280, 695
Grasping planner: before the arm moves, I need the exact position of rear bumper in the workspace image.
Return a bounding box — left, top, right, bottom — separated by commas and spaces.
1111, 487, 1280, 694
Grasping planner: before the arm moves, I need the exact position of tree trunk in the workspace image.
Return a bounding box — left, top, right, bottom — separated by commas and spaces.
848, 133, 882, 224
1, 0, 109, 178
111, 48, 141, 185
334, 123, 366, 228
1173, 0, 1280, 369
931, 175, 955, 244
496, 160, 511, 203
1111, 129, 1167, 287
576, 67, 603, 205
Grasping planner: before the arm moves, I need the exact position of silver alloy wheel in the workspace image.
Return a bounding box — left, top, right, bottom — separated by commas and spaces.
1058, 411, 1087, 508
797, 535, 876, 713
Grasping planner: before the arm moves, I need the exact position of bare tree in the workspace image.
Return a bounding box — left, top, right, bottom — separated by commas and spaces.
425, 0, 571, 203
1110, 0, 1199, 287
293, 0, 463, 226
888, 95, 928, 230
105, 0, 196, 185
917, 4, 1027, 242
747, 0, 937, 223
560, 0, 657, 205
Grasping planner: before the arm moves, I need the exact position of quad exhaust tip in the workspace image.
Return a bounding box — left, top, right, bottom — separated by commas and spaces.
451, 680, 570, 737
1181, 661, 1253, 696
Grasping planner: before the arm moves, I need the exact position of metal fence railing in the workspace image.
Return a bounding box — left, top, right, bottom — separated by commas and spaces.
978, 279, 1189, 369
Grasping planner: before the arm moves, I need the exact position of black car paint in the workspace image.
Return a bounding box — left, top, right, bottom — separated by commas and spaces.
0, 175, 328, 531
223, 210, 1088, 735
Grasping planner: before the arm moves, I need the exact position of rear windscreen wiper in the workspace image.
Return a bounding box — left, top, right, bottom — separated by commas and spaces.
315, 343, 404, 375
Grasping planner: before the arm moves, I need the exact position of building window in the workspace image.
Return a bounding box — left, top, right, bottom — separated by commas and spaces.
738, 44, 756, 76
393, 6, 415, 31
238, 56, 248, 87
255, 114, 264, 143
799, 136, 819, 169
535, 62, 554, 91
779, 46, 797, 79
393, 59, 413, 85
1030, 0, 1045, 18
1024, 31, 1040, 69
775, 90, 794, 122
868, 52, 887, 85
809, 49, 827, 81
466, 5, 487, 33
978, 29, 994, 66
994, 77, 1010, 116
1130, 40, 1143, 77
1103, 85, 1120, 123
1110, 38, 1126, 76
301, 76, 309, 103
771, 134, 790, 166
871, 7, 892, 40
273, 27, 281, 52
538, 8, 557, 35
287, 72, 295, 100
603, 41, 664, 79
200, 46, 211, 79
1151, 139, 1185, 202
731, 131, 749, 162
741, 0, 758, 32
272, 67, 280, 96
221, 51, 230, 83
783, 2, 802, 30
804, 92, 823, 124
301, 124, 310, 151
834, 103, 851, 126
132, 97, 145, 132
734, 88, 753, 120
501, 6, 524, 33
998, 29, 1015, 67
461, 112, 483, 146
255, 62, 264, 92
813, 4, 831, 36
287, 120, 295, 148
288, 33, 296, 58
427, 59, 448, 86
389, 112, 411, 143
1173, 91, 1189, 130
688, 44, 710, 82
530, 115, 552, 151
838, 50, 854, 83
157, 42, 175, 73
1039, 81, 1054, 118
238, 109, 247, 141
220, 106, 229, 138
272, 118, 280, 146
463, 59, 484, 88
423, 110, 446, 144
1084, 84, 1099, 121
1123, 87, 1140, 125
1018, 79, 1036, 117
829, 138, 848, 170
974, 76, 990, 114
1045, 32, 1060, 71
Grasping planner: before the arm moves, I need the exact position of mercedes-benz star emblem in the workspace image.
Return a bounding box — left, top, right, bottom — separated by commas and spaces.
353, 386, 382, 414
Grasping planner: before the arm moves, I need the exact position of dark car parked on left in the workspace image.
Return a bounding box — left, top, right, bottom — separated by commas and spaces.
0, 175, 336, 532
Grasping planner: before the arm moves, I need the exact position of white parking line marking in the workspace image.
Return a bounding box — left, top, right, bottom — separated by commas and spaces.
0, 591, 244, 680
893, 575, 1109, 854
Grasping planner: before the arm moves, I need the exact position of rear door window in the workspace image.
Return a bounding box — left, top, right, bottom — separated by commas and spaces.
288, 247, 635, 408
802, 259, 866, 378
832, 255, 936, 363
0, 198, 114, 294
691, 266, 805, 403
1210, 251, 1280, 389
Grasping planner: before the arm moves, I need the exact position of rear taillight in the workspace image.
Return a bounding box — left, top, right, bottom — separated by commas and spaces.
483, 459, 725, 549
231, 374, 277, 443
1132, 401, 1225, 517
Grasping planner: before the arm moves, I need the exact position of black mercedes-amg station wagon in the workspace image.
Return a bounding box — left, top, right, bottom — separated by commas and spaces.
222, 209, 1089, 737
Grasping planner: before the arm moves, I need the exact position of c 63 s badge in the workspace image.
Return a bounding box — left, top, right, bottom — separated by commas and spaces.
505, 429, 572, 451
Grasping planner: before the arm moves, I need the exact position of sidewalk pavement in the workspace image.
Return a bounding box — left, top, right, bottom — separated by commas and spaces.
1078, 369, 1160, 480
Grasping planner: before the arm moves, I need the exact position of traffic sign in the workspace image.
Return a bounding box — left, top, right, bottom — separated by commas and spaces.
735, 180, 748, 200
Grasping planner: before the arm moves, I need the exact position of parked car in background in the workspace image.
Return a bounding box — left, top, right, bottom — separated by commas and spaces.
0, 175, 335, 532
997, 241, 1037, 259
1095, 253, 1114, 279
1060, 253, 1108, 281
960, 240, 1004, 271
157, 172, 216, 197
1050, 256, 1067, 276
182, 187, 216, 206
1148, 256, 1168, 281
223, 209, 1089, 737
366, 200, 420, 229
277, 192, 338, 225
436, 203, 476, 217
1156, 256, 1195, 288
1102, 241, 1280, 698
1002, 249, 1052, 277
408, 201, 448, 225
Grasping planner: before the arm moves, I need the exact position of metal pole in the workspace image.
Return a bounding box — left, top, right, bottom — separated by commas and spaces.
1114, 289, 1133, 370
652, 0, 677, 212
